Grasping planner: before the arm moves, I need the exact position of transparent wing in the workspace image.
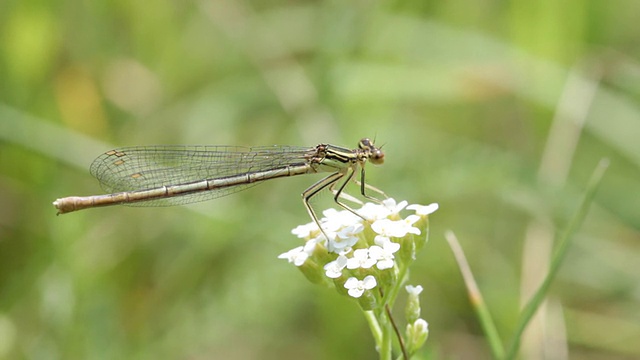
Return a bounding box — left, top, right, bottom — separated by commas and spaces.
89, 145, 315, 207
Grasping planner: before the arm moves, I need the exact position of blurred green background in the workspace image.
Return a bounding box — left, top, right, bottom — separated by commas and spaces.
1, 0, 639, 359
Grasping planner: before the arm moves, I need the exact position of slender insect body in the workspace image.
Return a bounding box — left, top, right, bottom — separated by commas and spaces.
53, 138, 387, 234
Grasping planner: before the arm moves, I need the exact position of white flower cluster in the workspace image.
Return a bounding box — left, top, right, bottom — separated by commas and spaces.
279, 199, 438, 299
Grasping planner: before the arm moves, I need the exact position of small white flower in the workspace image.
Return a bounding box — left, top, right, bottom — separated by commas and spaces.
371, 219, 395, 237
399, 215, 422, 234
407, 203, 439, 216
374, 236, 401, 252
346, 248, 377, 269
368, 241, 399, 270
357, 202, 390, 221
291, 222, 319, 239
344, 275, 377, 298
337, 223, 364, 239
381, 198, 408, 214
328, 235, 358, 253
277, 246, 309, 266
324, 255, 348, 278
327, 223, 362, 252
357, 198, 409, 221
405, 285, 424, 296
322, 208, 361, 232
371, 216, 421, 239
315, 208, 364, 251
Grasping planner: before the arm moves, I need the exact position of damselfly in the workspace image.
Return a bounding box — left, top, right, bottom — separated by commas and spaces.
53, 138, 386, 232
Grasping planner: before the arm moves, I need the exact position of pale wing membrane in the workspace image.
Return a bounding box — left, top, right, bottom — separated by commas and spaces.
89, 145, 315, 207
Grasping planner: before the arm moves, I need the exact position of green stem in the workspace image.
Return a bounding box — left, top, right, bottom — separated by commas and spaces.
386, 303, 409, 360
363, 310, 383, 350
379, 311, 392, 360
370, 262, 410, 359
386, 262, 410, 308
445, 231, 505, 359
505, 159, 608, 359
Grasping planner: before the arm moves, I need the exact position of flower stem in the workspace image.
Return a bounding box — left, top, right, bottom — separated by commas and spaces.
379, 311, 392, 360
385, 303, 408, 360
386, 264, 409, 309
363, 310, 383, 350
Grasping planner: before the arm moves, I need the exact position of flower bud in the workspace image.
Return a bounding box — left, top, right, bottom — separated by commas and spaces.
405, 318, 429, 353
404, 285, 423, 324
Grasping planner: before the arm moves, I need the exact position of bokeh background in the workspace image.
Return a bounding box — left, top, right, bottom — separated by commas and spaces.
1, 0, 639, 359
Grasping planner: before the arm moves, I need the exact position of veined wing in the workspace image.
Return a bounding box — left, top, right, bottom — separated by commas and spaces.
88, 145, 315, 206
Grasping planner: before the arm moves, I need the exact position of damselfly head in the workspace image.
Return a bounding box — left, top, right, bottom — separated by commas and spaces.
359, 138, 385, 165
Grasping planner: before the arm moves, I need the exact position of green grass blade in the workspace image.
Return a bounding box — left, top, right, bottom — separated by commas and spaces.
505, 158, 610, 359
446, 231, 505, 359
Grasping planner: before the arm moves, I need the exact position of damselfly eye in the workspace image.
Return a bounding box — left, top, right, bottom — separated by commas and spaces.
370, 149, 384, 165
359, 138, 373, 150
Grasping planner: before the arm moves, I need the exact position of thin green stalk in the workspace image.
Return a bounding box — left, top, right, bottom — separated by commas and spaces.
382, 258, 410, 358
445, 231, 505, 359
385, 303, 409, 360
379, 312, 393, 360
386, 264, 410, 309
505, 159, 609, 359
363, 310, 383, 349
